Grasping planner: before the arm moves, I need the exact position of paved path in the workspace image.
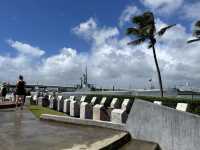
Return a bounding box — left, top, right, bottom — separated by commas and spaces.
0, 108, 123, 150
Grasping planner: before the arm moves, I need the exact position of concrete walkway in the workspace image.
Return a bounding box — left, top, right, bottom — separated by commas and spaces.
0, 108, 125, 150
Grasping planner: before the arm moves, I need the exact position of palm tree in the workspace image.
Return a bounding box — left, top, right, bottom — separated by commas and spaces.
188, 20, 200, 43
126, 11, 175, 97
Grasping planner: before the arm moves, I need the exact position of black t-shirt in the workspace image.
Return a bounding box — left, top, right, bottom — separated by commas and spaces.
16, 80, 26, 95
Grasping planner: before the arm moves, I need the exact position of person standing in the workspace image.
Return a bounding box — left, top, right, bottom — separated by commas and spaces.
1, 83, 7, 102
16, 75, 26, 110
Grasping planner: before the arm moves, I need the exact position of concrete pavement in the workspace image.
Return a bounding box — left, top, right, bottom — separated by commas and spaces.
0, 108, 125, 150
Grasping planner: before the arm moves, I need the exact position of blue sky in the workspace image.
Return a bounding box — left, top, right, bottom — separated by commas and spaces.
0, 0, 134, 56
0, 0, 189, 56
0, 0, 200, 89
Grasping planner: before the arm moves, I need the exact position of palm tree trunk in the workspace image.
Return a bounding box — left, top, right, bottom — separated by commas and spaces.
151, 42, 164, 97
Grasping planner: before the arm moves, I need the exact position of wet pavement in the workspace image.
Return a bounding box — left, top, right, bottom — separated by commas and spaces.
0, 108, 123, 150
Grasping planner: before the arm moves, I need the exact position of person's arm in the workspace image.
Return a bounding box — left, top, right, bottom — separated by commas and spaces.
16, 81, 19, 86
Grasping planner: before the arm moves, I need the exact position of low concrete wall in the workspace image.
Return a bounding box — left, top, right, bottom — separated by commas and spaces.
0, 102, 17, 109
40, 114, 126, 131
126, 100, 200, 150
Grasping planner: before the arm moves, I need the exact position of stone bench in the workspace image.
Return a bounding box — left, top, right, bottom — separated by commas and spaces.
176, 103, 188, 112
111, 109, 128, 124
80, 102, 93, 119
93, 104, 110, 121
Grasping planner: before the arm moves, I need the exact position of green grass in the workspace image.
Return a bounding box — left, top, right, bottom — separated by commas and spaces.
28, 105, 65, 118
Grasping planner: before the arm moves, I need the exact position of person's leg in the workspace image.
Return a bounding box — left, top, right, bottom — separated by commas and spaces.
16, 95, 19, 109
23, 95, 26, 105
20, 95, 24, 110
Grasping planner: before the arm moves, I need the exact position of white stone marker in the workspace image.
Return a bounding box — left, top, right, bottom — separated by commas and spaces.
93, 104, 109, 121
80, 96, 86, 102
111, 109, 128, 124
110, 98, 120, 109
49, 96, 54, 109
154, 101, 162, 105
63, 99, 71, 114
57, 96, 63, 112
90, 97, 97, 105
70, 100, 80, 117
121, 99, 133, 113
176, 103, 188, 112
5, 95, 11, 101
80, 102, 93, 119
63, 96, 75, 114
48, 95, 52, 102
100, 97, 107, 106
69, 96, 75, 100
25, 96, 32, 105
33, 95, 38, 104
38, 97, 43, 106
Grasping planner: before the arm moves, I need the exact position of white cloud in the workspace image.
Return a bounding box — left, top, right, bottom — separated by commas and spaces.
1, 15, 200, 89
140, 0, 183, 14
73, 18, 119, 46
119, 4, 141, 27
182, 1, 200, 20
7, 39, 45, 57
72, 18, 97, 40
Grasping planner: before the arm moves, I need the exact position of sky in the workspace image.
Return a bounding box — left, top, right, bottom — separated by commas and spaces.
0, 0, 200, 89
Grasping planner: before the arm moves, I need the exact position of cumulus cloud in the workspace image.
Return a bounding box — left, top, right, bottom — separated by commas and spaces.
39, 47, 86, 85
1, 13, 200, 89
72, 18, 97, 40
73, 17, 119, 46
0, 44, 86, 86
119, 4, 141, 27
140, 0, 183, 14
7, 39, 45, 57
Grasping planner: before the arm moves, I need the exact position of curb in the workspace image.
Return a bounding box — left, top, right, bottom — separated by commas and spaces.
40, 114, 127, 132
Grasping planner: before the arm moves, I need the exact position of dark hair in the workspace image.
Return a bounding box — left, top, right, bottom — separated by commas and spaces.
19, 75, 23, 80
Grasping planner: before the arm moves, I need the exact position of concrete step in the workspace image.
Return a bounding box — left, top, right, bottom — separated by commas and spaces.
119, 138, 161, 150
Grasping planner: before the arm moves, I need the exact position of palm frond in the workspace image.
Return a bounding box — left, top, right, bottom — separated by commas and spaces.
148, 44, 153, 49
187, 38, 200, 43
157, 24, 176, 36
126, 28, 140, 35
143, 12, 155, 26
193, 20, 200, 38
127, 26, 155, 38
127, 38, 146, 45
132, 11, 155, 28
132, 15, 144, 25
195, 20, 200, 27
